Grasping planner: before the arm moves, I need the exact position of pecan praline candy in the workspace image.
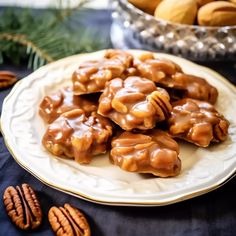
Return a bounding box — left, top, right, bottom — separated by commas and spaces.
42, 109, 113, 164
48, 203, 91, 236
98, 76, 172, 131
3, 183, 42, 230
168, 98, 229, 147
72, 49, 134, 95
135, 53, 218, 104
110, 129, 181, 177
39, 86, 98, 124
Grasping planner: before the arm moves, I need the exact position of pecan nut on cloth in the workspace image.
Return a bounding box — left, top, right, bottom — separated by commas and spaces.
42, 109, 113, 164
0, 70, 17, 89
48, 203, 90, 236
110, 130, 181, 177
135, 53, 218, 104
168, 98, 229, 147
72, 49, 134, 95
3, 184, 42, 230
39, 86, 98, 123
98, 76, 172, 131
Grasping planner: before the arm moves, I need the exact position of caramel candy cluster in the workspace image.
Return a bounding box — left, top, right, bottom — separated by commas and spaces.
98, 76, 172, 131
39, 87, 98, 123
170, 73, 218, 104
42, 109, 113, 164
110, 130, 181, 177
135, 52, 182, 81
135, 53, 218, 104
72, 50, 134, 95
168, 98, 229, 147
40, 49, 230, 178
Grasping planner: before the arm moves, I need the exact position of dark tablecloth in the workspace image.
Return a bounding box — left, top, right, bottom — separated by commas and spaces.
1, 8, 236, 236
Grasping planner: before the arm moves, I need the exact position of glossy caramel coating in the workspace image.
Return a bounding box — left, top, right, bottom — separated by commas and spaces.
110, 130, 181, 177
98, 76, 172, 131
104, 49, 133, 68
134, 52, 182, 81
42, 109, 113, 164
168, 98, 229, 147
39, 87, 98, 123
170, 73, 218, 104
72, 50, 134, 95
135, 53, 218, 104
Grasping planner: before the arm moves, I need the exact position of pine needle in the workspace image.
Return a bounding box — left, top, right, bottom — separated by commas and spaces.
0, 2, 110, 70
0, 33, 54, 63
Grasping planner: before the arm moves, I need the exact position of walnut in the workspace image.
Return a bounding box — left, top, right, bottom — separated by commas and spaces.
135, 54, 218, 104
154, 0, 198, 25
72, 49, 134, 94
39, 86, 98, 123
128, 0, 162, 15
197, 0, 214, 7
98, 76, 172, 131
168, 98, 229, 147
3, 183, 42, 230
0, 70, 17, 89
197, 1, 236, 26
110, 130, 181, 177
42, 109, 113, 164
48, 203, 90, 236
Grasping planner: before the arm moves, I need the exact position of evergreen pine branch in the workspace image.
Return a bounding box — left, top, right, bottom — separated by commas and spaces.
48, 0, 89, 26
0, 2, 110, 70
0, 33, 54, 63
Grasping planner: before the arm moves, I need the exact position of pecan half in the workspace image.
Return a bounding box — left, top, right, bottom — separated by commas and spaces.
0, 71, 17, 89
147, 89, 172, 121
48, 203, 91, 236
3, 183, 42, 230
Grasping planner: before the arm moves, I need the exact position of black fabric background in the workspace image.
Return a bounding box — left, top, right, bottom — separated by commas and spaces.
1, 8, 236, 236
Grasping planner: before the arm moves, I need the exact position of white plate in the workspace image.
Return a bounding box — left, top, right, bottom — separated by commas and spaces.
1, 50, 236, 206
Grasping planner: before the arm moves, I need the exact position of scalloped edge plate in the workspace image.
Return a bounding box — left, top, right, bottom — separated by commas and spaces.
1, 50, 236, 206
